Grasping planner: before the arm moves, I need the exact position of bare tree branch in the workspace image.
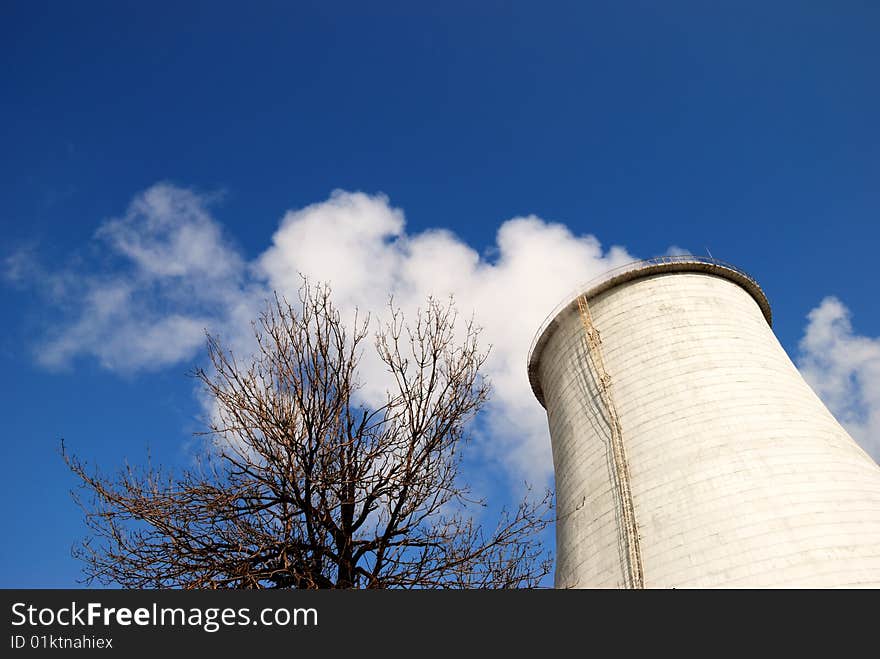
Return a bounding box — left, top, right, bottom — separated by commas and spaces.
64, 279, 553, 588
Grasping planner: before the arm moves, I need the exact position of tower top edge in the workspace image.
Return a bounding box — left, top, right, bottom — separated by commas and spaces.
526, 256, 772, 408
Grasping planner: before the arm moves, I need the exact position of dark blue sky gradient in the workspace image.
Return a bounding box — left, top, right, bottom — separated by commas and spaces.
2, 1, 878, 586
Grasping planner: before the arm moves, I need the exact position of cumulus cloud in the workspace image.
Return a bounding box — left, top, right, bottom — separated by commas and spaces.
15, 182, 880, 483
255, 192, 637, 481
664, 244, 690, 256
14, 182, 880, 484
13, 183, 636, 485
797, 297, 880, 462
96, 185, 242, 282
21, 184, 262, 372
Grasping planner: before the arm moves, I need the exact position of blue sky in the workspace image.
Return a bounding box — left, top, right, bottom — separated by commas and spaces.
2, 2, 879, 588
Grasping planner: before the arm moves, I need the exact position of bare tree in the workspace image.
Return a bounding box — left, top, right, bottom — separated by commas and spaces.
64, 281, 553, 588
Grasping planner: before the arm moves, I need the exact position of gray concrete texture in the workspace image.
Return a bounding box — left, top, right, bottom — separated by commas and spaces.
528, 259, 880, 588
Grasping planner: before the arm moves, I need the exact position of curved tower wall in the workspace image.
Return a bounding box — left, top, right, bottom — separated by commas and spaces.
528, 259, 880, 588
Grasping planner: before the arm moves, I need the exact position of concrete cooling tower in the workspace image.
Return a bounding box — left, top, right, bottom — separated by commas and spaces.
527, 256, 880, 588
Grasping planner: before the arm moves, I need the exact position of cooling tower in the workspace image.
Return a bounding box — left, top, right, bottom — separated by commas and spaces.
527, 256, 880, 588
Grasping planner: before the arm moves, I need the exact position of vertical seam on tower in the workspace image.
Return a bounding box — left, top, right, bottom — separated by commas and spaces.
577, 294, 645, 589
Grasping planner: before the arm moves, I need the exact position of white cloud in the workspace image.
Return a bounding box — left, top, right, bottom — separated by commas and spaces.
97, 184, 242, 281
18, 182, 880, 485
257, 190, 406, 312
256, 192, 635, 483
16, 183, 635, 486
28, 184, 261, 373
664, 244, 690, 256
797, 297, 880, 462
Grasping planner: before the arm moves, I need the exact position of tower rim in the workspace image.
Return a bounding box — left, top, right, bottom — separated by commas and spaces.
526, 255, 772, 408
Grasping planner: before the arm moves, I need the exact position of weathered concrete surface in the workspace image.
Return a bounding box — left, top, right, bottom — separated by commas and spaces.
530, 265, 880, 588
